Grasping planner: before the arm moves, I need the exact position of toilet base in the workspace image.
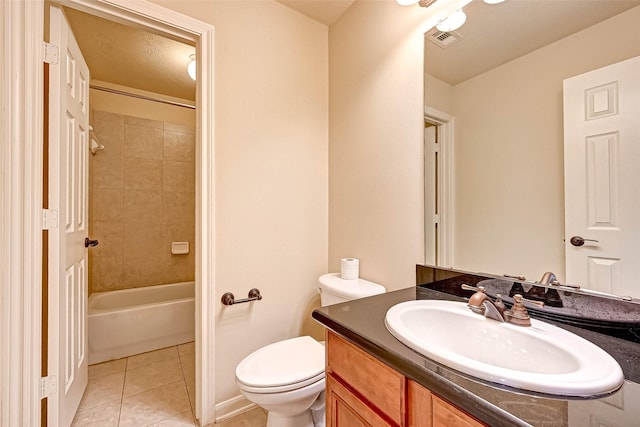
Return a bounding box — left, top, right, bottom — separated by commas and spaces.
266, 409, 314, 427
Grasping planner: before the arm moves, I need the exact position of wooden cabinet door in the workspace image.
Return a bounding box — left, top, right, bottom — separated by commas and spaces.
433, 396, 486, 427
407, 380, 432, 427
327, 374, 395, 427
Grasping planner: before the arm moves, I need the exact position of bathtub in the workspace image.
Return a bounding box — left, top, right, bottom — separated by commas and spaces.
88, 281, 195, 365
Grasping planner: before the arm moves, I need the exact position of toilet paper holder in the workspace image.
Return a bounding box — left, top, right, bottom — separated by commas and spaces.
221, 288, 262, 305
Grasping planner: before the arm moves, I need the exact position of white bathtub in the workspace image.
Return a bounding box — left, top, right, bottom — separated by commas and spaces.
88, 281, 195, 364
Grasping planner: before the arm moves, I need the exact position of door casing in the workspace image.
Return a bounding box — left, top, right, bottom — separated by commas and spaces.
0, 0, 217, 425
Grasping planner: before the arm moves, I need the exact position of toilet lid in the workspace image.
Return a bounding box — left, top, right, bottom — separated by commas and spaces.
236, 336, 325, 390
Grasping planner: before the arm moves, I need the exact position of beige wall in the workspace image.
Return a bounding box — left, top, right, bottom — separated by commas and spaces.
89, 108, 196, 293
329, 1, 435, 291
152, 0, 329, 406
435, 6, 640, 281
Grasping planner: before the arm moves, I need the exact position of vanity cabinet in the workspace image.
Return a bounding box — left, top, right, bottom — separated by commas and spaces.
326, 331, 486, 427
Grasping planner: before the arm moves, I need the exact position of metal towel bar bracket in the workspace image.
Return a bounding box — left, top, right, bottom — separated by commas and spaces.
221, 288, 262, 306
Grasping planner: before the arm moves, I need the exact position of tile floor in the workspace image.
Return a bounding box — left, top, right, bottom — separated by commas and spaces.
71, 343, 267, 427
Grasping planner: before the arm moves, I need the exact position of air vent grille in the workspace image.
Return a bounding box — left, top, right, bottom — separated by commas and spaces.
425, 29, 463, 49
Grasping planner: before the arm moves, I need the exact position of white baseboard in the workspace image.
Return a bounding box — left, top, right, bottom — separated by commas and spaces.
214, 395, 258, 422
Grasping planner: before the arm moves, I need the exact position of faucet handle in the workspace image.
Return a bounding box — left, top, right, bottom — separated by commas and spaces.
461, 284, 488, 309
505, 294, 532, 327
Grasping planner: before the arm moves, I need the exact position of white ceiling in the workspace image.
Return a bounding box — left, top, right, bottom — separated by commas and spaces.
275, 0, 355, 26
425, 0, 640, 85
63, 0, 640, 101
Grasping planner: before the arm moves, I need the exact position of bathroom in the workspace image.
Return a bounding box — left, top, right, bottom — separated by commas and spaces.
2, 0, 640, 426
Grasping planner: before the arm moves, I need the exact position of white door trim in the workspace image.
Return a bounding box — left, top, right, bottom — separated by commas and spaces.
0, 1, 217, 425
0, 1, 45, 426
424, 106, 455, 268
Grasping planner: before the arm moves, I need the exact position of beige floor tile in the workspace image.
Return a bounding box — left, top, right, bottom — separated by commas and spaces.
179, 352, 196, 411
78, 371, 125, 411
213, 407, 267, 427
124, 357, 184, 396
88, 358, 127, 381
119, 381, 191, 427
149, 410, 196, 426
71, 399, 121, 427
127, 346, 179, 371
178, 341, 195, 357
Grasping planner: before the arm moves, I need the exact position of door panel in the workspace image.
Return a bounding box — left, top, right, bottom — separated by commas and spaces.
563, 56, 640, 298
48, 6, 90, 426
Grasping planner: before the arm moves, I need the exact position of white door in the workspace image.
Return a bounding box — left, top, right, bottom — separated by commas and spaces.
563, 56, 640, 298
48, 6, 90, 426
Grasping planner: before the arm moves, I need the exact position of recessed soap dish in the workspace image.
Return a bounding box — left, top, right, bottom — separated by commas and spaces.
171, 241, 189, 255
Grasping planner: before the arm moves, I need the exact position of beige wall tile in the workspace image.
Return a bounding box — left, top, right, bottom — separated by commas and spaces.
124, 115, 163, 129
125, 124, 164, 160
162, 192, 195, 225
125, 157, 163, 190
93, 111, 125, 151
91, 149, 124, 190
164, 130, 195, 163
164, 122, 194, 134
122, 222, 166, 287
163, 160, 195, 192
91, 255, 125, 292
124, 189, 162, 224
91, 188, 123, 222
89, 221, 124, 258
91, 111, 195, 291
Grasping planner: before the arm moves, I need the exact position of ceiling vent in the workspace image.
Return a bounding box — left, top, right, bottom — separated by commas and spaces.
425, 28, 463, 49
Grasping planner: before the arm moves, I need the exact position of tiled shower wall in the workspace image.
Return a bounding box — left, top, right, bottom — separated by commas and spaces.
89, 110, 195, 293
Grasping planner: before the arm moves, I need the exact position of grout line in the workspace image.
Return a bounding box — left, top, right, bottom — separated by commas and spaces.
116, 357, 128, 427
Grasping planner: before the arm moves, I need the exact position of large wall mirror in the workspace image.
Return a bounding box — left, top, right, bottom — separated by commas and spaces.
424, 0, 640, 297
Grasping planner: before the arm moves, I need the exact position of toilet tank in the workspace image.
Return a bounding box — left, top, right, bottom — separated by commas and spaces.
318, 273, 386, 306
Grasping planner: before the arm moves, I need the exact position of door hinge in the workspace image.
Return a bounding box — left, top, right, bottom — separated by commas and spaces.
42, 209, 59, 230
433, 214, 440, 225
42, 42, 59, 65
41, 376, 57, 399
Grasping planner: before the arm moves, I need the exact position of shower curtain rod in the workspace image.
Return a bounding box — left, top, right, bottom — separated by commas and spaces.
89, 84, 196, 110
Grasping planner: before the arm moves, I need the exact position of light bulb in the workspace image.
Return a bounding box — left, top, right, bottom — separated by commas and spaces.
187, 54, 196, 80
436, 9, 467, 32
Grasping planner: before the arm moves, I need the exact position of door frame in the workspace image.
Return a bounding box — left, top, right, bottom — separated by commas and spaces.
424, 106, 455, 268
0, 0, 217, 425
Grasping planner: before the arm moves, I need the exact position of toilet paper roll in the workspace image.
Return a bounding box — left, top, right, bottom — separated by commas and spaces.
340, 258, 360, 280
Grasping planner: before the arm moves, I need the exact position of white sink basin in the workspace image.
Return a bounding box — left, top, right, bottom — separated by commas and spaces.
385, 300, 624, 396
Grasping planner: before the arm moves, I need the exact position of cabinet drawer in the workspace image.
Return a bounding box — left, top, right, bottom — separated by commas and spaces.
327, 373, 393, 427
327, 331, 405, 425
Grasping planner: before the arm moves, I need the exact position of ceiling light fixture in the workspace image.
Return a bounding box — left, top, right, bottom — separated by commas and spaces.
483, 0, 505, 4
187, 54, 196, 81
436, 9, 467, 32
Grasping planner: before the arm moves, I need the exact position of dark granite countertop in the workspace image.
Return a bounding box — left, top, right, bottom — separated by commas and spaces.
312, 285, 640, 426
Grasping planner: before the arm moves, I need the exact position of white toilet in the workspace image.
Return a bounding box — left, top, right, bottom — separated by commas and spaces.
235, 273, 386, 427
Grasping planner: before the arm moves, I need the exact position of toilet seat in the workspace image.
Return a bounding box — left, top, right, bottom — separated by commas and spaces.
236, 336, 325, 394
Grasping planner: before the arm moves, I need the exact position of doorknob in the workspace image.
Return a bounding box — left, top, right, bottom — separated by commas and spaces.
570, 236, 599, 247
84, 237, 99, 248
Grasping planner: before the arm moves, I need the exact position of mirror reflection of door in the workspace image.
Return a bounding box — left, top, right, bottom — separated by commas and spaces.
424, 0, 640, 296
563, 56, 640, 299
